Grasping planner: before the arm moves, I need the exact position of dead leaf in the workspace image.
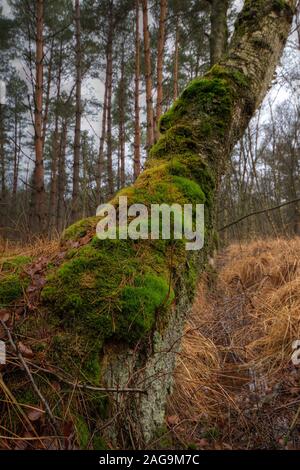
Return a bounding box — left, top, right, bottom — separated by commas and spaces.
0, 310, 10, 322
166, 415, 179, 426
198, 438, 209, 448
18, 342, 34, 358
27, 408, 44, 422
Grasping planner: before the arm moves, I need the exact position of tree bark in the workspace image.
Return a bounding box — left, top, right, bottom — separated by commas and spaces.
106, 3, 114, 198
42, 38, 54, 148
119, 45, 126, 189
155, 0, 168, 140
173, 15, 179, 100
210, 0, 229, 66
49, 39, 63, 236
0, 103, 6, 229
71, 0, 82, 223
141, 0, 155, 154
12, 98, 19, 206
96, 54, 109, 204
134, 0, 141, 180
30, 0, 46, 234
57, 119, 68, 233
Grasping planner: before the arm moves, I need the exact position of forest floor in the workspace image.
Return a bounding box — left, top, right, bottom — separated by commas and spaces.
2, 236, 300, 450
166, 238, 300, 450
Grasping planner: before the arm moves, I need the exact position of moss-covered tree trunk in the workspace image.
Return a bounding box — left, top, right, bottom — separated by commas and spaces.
0, 0, 295, 450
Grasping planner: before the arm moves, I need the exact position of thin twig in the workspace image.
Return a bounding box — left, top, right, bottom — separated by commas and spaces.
218, 197, 300, 232
10, 356, 146, 394
0, 320, 60, 436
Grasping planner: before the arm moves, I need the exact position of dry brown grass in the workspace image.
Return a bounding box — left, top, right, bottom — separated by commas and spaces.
169, 237, 300, 449
0, 237, 60, 262
221, 238, 300, 372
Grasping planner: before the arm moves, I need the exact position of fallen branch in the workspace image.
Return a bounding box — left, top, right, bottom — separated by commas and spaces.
9, 356, 147, 394
218, 197, 300, 232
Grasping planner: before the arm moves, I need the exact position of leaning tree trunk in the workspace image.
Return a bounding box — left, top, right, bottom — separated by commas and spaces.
209, 0, 229, 66
1, 0, 295, 450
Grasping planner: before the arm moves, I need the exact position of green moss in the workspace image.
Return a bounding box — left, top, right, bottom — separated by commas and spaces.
42, 237, 174, 347
0, 273, 29, 307
119, 274, 173, 342
75, 416, 90, 449
15, 387, 38, 407
0, 254, 32, 306
153, 425, 173, 449
49, 332, 102, 384
172, 176, 205, 203
159, 77, 234, 138
209, 65, 249, 88
62, 216, 99, 241
150, 125, 198, 159
93, 434, 107, 450
272, 0, 288, 12
2, 255, 32, 271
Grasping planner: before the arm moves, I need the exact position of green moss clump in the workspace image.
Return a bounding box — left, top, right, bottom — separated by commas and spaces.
93, 434, 107, 450
50, 332, 102, 384
209, 65, 249, 89
172, 176, 206, 204
0, 255, 31, 307
41, 239, 173, 346
0, 256, 31, 307
75, 416, 90, 449
150, 125, 198, 159
153, 425, 173, 449
2, 255, 32, 271
159, 76, 234, 138
0, 273, 24, 306
120, 274, 173, 342
62, 216, 100, 242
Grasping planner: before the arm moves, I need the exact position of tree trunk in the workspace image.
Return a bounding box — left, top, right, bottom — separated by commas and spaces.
71, 0, 82, 223
31, 0, 46, 234
210, 0, 229, 66
134, 0, 141, 180
10, 0, 296, 449
42, 38, 54, 148
96, 54, 109, 204
106, 4, 114, 198
119, 46, 126, 189
141, 0, 155, 154
49, 40, 63, 237
0, 103, 6, 228
155, 0, 168, 140
173, 16, 179, 100
12, 99, 19, 206
56, 120, 67, 233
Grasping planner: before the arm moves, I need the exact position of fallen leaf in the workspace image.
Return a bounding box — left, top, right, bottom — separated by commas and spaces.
27, 408, 44, 422
18, 342, 34, 358
166, 415, 179, 426
0, 310, 10, 322
198, 438, 209, 448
